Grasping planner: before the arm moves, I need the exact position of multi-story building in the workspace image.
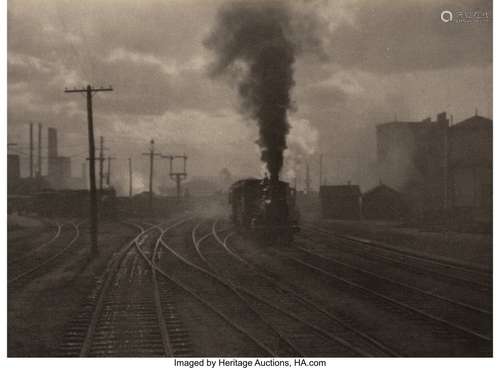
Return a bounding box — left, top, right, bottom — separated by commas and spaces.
448, 115, 492, 223
377, 112, 449, 216
376, 112, 492, 224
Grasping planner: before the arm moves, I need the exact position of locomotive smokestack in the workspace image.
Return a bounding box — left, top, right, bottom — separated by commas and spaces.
205, 0, 297, 181
270, 172, 279, 184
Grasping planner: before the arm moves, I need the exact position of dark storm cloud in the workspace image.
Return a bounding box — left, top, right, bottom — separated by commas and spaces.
326, 0, 492, 73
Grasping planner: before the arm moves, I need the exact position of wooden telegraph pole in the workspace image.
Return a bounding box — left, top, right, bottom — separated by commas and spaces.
37, 123, 42, 178
106, 156, 115, 186
65, 85, 113, 256
319, 153, 323, 188
29, 123, 34, 178
143, 139, 161, 211
128, 157, 133, 197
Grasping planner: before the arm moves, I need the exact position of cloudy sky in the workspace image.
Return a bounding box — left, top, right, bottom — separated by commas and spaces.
8, 0, 492, 193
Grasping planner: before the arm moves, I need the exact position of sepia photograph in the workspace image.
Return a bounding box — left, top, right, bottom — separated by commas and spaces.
5, 0, 493, 358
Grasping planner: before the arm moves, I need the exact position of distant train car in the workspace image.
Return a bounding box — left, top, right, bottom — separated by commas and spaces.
229, 178, 299, 243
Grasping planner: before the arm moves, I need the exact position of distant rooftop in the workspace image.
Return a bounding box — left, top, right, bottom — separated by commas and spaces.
377, 112, 449, 130
451, 115, 492, 130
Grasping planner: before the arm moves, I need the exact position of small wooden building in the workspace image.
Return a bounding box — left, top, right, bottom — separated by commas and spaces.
320, 185, 361, 220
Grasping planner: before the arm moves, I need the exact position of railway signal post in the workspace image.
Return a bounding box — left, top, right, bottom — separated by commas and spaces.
163, 154, 188, 200
65, 85, 113, 256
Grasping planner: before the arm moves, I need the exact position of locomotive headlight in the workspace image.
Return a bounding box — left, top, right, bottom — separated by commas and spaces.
265, 199, 271, 204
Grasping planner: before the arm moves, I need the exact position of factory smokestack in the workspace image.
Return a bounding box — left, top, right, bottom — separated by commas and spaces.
205, 0, 298, 182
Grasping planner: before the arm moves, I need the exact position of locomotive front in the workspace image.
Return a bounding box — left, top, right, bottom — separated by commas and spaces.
230, 177, 299, 243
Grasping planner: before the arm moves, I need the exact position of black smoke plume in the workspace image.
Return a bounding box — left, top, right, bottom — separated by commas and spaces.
205, 0, 299, 182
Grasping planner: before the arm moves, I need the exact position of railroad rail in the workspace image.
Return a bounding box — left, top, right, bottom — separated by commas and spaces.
60, 218, 193, 357
60, 222, 161, 356
9, 221, 82, 285
8, 221, 63, 265
205, 221, 399, 357
151, 219, 388, 356
220, 221, 492, 356
296, 227, 492, 314
274, 247, 491, 341
153, 220, 293, 356
301, 224, 492, 289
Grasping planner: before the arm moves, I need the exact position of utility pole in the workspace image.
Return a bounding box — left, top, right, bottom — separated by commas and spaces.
305, 162, 311, 194
65, 84, 113, 256
37, 123, 42, 178
106, 156, 115, 186
99, 136, 108, 191
128, 157, 133, 197
319, 153, 323, 189
163, 154, 188, 199
143, 139, 161, 211
29, 123, 34, 178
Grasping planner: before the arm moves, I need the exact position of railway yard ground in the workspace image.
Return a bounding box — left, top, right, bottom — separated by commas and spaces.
305, 220, 492, 271
7, 210, 493, 357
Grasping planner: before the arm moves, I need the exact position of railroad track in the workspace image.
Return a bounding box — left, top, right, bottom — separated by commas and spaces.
8, 221, 63, 265
158, 218, 389, 356
153, 219, 296, 356
297, 227, 492, 314
59, 218, 193, 357
275, 246, 492, 338
220, 225, 491, 356
201, 221, 398, 357
8, 221, 82, 285
301, 224, 492, 289
8, 220, 63, 262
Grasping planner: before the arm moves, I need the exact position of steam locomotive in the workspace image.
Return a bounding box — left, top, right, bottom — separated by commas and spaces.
229, 177, 299, 243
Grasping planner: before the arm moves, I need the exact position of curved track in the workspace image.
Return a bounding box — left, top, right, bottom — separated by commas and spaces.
154, 220, 296, 356
205, 221, 398, 357
9, 221, 82, 285
301, 224, 492, 289
8, 221, 63, 265
155, 219, 393, 356
60, 218, 196, 357
220, 221, 491, 356
71, 222, 177, 356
